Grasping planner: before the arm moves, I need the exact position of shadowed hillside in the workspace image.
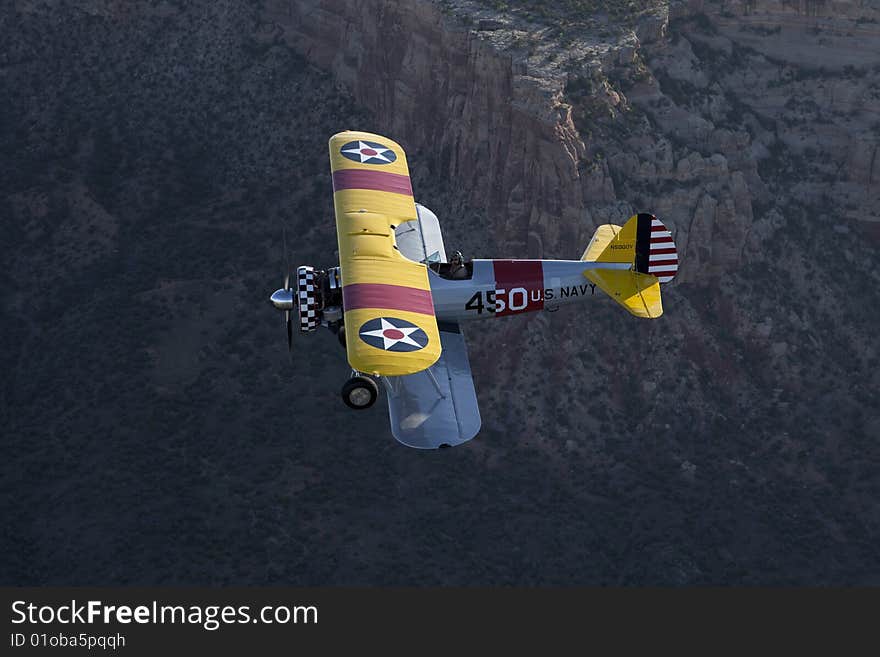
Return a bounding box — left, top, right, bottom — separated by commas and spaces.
2, 0, 879, 585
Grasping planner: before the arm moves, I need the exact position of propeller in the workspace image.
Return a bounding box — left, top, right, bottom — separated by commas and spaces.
283, 227, 293, 352
269, 226, 295, 353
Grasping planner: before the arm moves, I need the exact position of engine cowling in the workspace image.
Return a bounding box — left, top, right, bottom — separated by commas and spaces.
293, 265, 343, 332
296, 266, 320, 332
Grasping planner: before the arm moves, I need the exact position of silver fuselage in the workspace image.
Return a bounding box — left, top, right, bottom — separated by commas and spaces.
429, 259, 629, 322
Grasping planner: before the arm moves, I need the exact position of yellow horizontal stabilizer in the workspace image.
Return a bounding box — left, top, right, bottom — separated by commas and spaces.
584, 269, 663, 319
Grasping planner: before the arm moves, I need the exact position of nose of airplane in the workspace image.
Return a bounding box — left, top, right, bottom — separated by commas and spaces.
270, 288, 294, 310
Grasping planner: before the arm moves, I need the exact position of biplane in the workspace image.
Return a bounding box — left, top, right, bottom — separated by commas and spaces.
269, 131, 678, 448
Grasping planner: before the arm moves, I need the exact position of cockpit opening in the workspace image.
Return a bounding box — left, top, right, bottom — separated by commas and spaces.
430, 250, 474, 280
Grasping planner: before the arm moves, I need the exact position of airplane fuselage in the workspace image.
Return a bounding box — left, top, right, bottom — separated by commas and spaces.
428, 258, 630, 323
267, 130, 675, 447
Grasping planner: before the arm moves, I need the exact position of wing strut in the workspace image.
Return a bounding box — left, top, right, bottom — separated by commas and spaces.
425, 367, 447, 399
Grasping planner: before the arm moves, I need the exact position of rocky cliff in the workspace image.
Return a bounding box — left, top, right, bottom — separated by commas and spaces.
266, 0, 877, 258
264, 0, 588, 257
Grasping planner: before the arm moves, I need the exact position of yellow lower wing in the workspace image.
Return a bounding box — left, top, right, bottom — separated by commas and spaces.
329, 131, 441, 376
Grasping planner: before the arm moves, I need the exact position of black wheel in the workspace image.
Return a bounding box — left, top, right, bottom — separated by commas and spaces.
341, 376, 378, 410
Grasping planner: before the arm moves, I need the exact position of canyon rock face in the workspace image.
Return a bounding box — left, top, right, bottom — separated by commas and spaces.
264, 0, 620, 257
266, 0, 878, 260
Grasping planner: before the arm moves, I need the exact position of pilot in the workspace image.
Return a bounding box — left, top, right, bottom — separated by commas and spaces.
449, 250, 468, 279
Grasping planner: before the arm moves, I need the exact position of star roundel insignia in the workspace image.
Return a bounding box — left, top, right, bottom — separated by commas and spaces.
340, 140, 398, 165
358, 317, 429, 352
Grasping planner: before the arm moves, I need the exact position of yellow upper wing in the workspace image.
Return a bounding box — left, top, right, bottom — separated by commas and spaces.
329, 131, 441, 376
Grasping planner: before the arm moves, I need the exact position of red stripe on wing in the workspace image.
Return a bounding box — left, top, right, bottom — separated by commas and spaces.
343, 283, 434, 316
332, 169, 413, 196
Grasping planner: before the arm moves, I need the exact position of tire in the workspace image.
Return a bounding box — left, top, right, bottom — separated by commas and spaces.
341, 376, 378, 410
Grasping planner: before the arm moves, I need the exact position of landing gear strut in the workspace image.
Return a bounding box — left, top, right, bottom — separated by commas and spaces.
341, 375, 378, 410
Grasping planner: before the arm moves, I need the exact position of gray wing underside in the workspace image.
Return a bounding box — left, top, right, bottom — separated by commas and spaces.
384, 323, 481, 449
395, 203, 447, 265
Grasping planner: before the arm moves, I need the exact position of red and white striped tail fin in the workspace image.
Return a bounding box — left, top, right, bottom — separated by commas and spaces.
646, 215, 678, 284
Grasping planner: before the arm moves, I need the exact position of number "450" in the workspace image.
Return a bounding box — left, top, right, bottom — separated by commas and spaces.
465, 288, 530, 314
